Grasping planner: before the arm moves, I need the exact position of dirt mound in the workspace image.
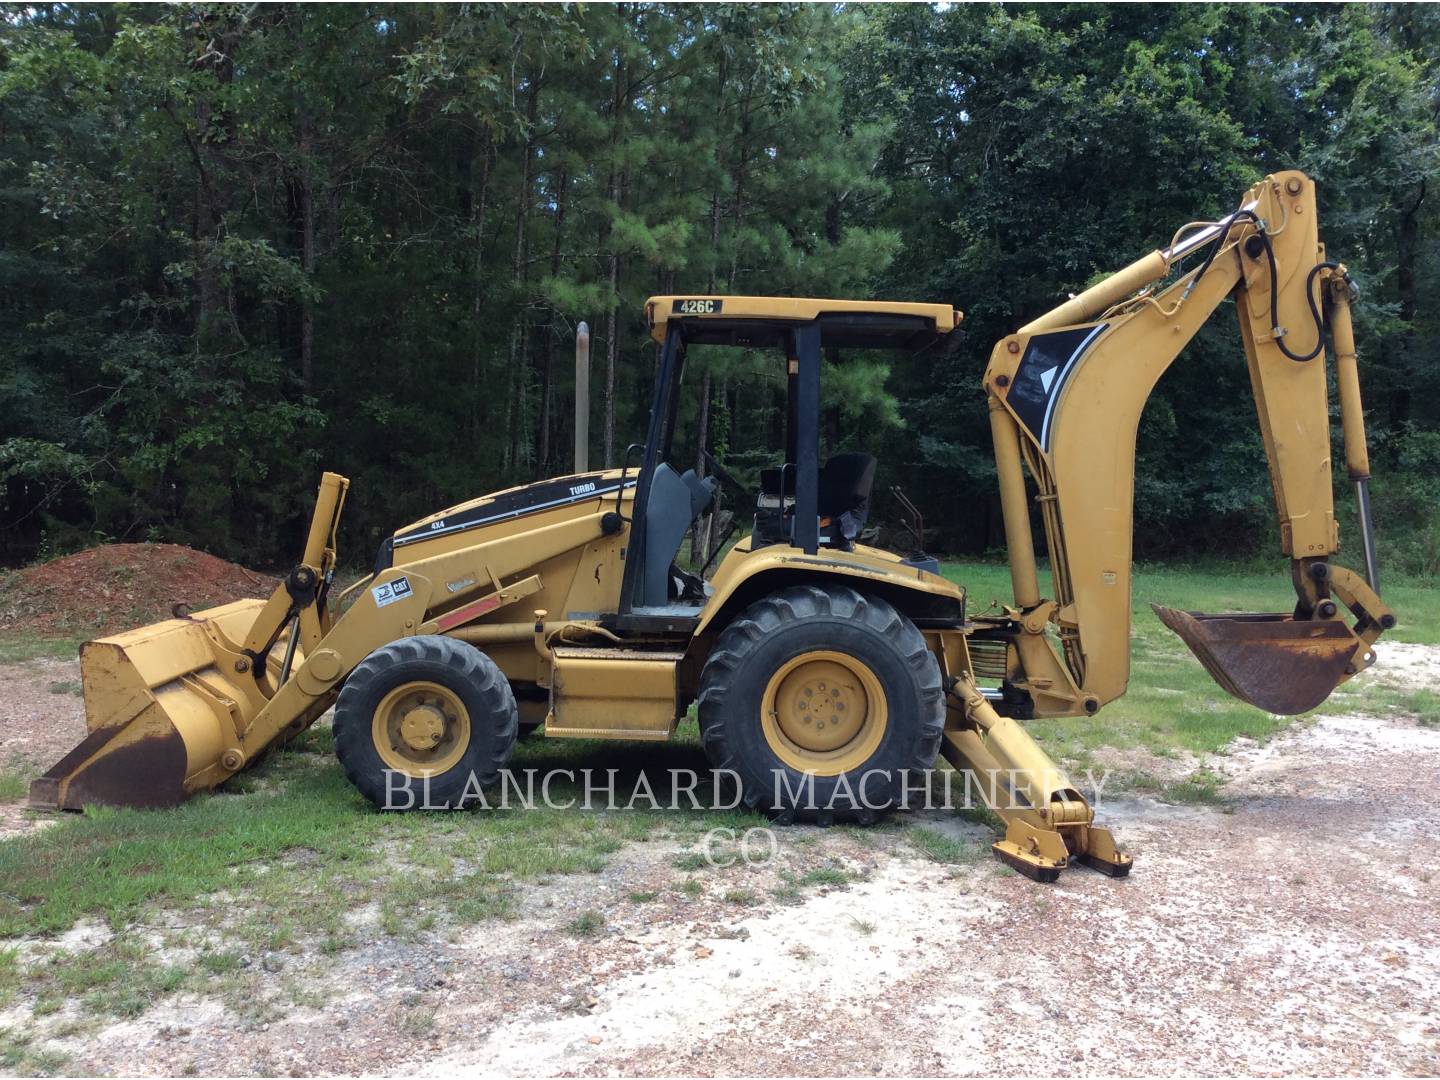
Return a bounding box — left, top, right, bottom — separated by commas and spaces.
0, 543, 276, 639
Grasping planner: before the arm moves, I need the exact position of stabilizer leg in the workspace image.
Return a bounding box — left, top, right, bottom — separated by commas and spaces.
1073, 824, 1132, 878
939, 679, 1132, 883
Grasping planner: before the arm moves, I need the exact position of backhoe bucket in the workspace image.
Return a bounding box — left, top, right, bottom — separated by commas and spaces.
30, 600, 276, 810
1151, 604, 1361, 716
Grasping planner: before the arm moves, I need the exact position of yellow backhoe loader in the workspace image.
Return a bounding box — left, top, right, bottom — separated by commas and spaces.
32, 169, 1394, 882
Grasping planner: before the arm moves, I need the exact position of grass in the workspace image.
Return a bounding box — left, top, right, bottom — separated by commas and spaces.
196, 949, 244, 975
564, 909, 605, 937
0, 637, 82, 664
0, 1029, 68, 1076
28, 934, 189, 1019
1155, 769, 1227, 805
907, 826, 984, 865
0, 771, 28, 800
1414, 689, 1440, 728
795, 866, 850, 887
0, 557, 1432, 1048
0, 726, 767, 941
394, 1002, 436, 1037
1329, 682, 1440, 727
672, 851, 710, 872
0, 725, 770, 1039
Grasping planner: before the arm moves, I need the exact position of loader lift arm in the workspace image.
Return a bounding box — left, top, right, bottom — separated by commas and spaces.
981, 168, 1395, 720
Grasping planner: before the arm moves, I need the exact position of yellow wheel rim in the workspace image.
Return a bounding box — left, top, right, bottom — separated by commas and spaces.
760, 650, 887, 776
372, 680, 472, 777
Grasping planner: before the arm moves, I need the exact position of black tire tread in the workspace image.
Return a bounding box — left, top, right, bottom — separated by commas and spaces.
334, 634, 517, 809
697, 584, 943, 823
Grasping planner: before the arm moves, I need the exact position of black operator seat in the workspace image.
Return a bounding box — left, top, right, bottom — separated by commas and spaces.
639, 464, 716, 607
818, 451, 877, 550
679, 468, 718, 519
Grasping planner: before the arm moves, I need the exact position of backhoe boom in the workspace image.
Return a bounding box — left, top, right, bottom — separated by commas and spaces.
982, 169, 1395, 716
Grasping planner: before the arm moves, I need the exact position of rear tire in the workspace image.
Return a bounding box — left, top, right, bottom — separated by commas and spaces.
334, 635, 517, 809
697, 585, 943, 822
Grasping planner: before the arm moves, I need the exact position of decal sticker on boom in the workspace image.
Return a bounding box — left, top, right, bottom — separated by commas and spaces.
391, 474, 637, 548
1007, 323, 1109, 452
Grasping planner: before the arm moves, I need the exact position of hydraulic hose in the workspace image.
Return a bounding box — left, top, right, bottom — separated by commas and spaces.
1183, 208, 1262, 301
1183, 206, 1342, 363
1259, 244, 1340, 363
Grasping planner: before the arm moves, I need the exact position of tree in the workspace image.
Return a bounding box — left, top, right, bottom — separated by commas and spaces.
0, 3, 1436, 574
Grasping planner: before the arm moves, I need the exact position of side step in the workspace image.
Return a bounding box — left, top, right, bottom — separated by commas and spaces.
544, 647, 684, 740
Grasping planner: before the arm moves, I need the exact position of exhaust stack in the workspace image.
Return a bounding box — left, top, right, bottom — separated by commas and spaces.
575, 321, 590, 472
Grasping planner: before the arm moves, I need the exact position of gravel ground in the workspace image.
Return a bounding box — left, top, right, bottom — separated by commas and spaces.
0, 657, 86, 776
1, 644, 1437, 1077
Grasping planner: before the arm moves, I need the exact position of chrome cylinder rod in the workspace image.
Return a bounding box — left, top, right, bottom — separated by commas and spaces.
1355, 477, 1381, 596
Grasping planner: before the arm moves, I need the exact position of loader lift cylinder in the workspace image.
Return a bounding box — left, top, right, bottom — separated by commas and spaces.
302, 472, 347, 568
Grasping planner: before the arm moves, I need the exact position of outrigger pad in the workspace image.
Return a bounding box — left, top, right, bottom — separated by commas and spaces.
1152, 604, 1361, 716
991, 841, 1064, 883
1075, 825, 1132, 878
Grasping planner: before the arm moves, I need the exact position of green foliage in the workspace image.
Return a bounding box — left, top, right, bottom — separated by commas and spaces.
855, 3, 1440, 556
0, 4, 1436, 566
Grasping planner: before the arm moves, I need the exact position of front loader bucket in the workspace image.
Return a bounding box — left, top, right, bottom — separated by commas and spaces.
1151, 604, 1361, 716
30, 599, 274, 810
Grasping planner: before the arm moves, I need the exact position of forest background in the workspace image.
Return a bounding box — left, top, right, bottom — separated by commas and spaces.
2, 3, 1436, 575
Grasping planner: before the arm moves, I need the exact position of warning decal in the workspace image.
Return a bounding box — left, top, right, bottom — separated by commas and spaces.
372, 576, 413, 608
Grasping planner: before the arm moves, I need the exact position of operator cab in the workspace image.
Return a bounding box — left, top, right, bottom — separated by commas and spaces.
618, 296, 962, 625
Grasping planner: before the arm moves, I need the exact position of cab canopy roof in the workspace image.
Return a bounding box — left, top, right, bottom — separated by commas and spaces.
645, 295, 963, 351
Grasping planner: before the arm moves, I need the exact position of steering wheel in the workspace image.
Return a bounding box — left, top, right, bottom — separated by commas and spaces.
701, 449, 749, 503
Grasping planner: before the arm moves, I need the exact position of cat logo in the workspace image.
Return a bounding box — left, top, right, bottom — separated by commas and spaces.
371, 576, 412, 609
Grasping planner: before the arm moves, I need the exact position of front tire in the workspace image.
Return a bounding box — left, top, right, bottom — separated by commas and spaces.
334, 635, 517, 809
697, 585, 943, 823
